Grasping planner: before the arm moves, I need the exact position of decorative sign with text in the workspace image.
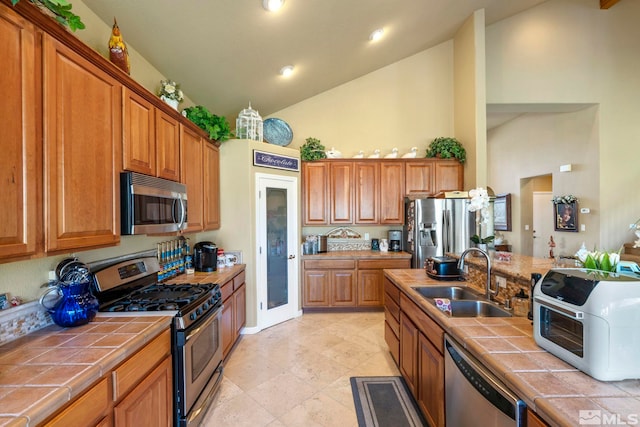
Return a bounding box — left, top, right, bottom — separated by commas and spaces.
253, 150, 299, 172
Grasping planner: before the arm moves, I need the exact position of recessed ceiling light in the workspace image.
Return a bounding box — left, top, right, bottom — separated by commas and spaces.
280, 65, 294, 77
263, 0, 284, 12
369, 28, 384, 42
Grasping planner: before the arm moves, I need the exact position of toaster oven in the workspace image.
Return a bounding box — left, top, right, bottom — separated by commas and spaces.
533, 268, 640, 381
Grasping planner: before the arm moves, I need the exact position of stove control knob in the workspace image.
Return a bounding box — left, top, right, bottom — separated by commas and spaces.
190, 313, 197, 321
203, 303, 209, 311
196, 308, 202, 316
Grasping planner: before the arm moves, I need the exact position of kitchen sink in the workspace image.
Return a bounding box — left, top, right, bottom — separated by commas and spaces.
434, 300, 512, 318
411, 286, 483, 301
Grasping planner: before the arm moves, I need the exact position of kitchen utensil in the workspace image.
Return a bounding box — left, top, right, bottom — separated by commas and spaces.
40, 278, 99, 327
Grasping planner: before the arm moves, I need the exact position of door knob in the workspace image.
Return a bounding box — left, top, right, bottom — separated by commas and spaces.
288, 254, 295, 259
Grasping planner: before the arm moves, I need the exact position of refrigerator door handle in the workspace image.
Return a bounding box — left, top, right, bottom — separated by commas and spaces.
443, 209, 450, 253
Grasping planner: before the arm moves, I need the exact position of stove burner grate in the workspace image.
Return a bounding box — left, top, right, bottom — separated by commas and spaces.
100, 282, 215, 312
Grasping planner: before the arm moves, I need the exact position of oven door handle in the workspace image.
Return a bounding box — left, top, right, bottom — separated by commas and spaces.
534, 297, 584, 319
186, 364, 223, 425
185, 306, 222, 342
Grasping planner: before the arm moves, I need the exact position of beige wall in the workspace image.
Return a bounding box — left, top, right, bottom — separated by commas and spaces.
269, 41, 455, 159
486, 0, 640, 248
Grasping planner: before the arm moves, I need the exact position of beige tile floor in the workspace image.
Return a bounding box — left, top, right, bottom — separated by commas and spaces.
201, 311, 400, 427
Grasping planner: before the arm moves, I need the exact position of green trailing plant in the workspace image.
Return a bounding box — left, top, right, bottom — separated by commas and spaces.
300, 137, 327, 161
183, 105, 234, 142
12, 0, 85, 31
471, 234, 494, 244
425, 137, 466, 164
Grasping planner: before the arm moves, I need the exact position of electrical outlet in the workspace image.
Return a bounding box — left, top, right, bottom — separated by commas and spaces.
496, 275, 507, 288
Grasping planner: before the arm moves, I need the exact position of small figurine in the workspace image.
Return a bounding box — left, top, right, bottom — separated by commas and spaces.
548, 236, 556, 259
10, 296, 22, 307
384, 148, 399, 158
367, 149, 381, 158
109, 18, 130, 75
325, 147, 343, 158
402, 147, 418, 158
352, 150, 365, 158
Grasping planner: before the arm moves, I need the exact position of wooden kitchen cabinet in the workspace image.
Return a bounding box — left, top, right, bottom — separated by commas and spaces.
379, 161, 405, 224
155, 109, 181, 182
0, 5, 38, 260
45, 378, 112, 427
302, 270, 331, 306
330, 162, 354, 224
527, 409, 551, 427
418, 332, 445, 427
399, 312, 419, 396
122, 88, 156, 177
405, 159, 463, 196
180, 125, 204, 232
203, 141, 221, 230
302, 161, 329, 225
405, 160, 434, 195
384, 277, 401, 364
221, 269, 246, 358
357, 259, 410, 306
434, 160, 463, 193
43, 33, 121, 252
354, 162, 379, 224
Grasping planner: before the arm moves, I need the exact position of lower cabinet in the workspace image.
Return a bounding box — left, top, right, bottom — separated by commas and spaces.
386, 279, 445, 427
44, 330, 172, 427
221, 269, 246, 358
528, 409, 551, 427
302, 257, 410, 308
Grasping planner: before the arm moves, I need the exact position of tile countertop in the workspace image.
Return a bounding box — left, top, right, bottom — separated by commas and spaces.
0, 314, 172, 427
301, 250, 412, 260
447, 250, 557, 284
384, 269, 640, 427
167, 264, 246, 285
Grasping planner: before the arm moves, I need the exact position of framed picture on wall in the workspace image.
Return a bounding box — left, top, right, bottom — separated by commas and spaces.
554, 201, 578, 232
493, 193, 512, 231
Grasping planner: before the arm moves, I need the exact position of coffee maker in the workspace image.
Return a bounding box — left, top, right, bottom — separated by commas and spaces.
193, 241, 218, 272
388, 230, 402, 252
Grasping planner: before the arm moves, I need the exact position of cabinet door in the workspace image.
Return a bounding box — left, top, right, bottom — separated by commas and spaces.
234, 283, 246, 336
43, 34, 121, 252
221, 295, 234, 357
405, 160, 434, 195
203, 141, 221, 230
399, 312, 418, 396
418, 333, 445, 427
302, 162, 329, 225
331, 270, 356, 306
302, 270, 330, 306
122, 88, 156, 176
357, 269, 383, 306
527, 409, 550, 427
114, 357, 173, 427
155, 109, 180, 182
434, 160, 463, 193
180, 125, 204, 232
330, 162, 353, 223
0, 6, 38, 259
380, 161, 405, 224
354, 162, 379, 224
45, 378, 111, 427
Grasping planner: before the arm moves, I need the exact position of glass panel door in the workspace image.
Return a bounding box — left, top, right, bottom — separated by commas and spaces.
266, 187, 288, 309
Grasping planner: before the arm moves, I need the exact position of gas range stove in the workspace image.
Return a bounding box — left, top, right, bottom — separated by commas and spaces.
92, 256, 221, 329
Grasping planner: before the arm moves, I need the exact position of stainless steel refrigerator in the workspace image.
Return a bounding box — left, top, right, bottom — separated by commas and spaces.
403, 197, 476, 269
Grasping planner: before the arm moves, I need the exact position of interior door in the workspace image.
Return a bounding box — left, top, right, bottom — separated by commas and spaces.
532, 192, 553, 259
256, 173, 300, 329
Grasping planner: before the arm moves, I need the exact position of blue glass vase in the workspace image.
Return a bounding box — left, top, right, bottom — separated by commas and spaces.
41, 280, 99, 327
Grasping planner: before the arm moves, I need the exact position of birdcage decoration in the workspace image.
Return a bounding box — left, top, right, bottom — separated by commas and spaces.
236, 102, 263, 141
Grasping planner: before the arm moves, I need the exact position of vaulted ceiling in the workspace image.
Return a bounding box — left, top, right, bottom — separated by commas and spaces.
82, 0, 550, 121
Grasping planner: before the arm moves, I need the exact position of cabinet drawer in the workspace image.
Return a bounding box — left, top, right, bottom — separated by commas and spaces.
385, 295, 400, 323
358, 259, 410, 270
45, 377, 110, 427
221, 279, 233, 301
385, 307, 399, 337
113, 329, 171, 401
384, 277, 400, 305
304, 259, 356, 269
384, 321, 400, 365
233, 270, 245, 291
400, 293, 444, 354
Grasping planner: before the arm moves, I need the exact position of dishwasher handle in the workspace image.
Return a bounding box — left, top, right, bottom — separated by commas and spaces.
445, 335, 527, 425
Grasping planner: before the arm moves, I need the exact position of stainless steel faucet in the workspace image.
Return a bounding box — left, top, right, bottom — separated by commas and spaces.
458, 247, 497, 300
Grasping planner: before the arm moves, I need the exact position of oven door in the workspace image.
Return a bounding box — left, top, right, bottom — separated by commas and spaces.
174, 304, 223, 427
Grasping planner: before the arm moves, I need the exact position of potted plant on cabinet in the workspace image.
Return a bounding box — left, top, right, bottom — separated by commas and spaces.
11, 0, 85, 31
183, 105, 234, 142
425, 137, 466, 164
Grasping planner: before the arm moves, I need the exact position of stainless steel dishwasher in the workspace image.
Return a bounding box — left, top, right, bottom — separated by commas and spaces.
444, 335, 526, 426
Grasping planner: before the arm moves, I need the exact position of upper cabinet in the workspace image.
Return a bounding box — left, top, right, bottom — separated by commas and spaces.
180, 125, 204, 232
123, 88, 156, 176
155, 109, 181, 182
0, 6, 38, 259
202, 141, 221, 230
43, 33, 122, 252
302, 159, 463, 226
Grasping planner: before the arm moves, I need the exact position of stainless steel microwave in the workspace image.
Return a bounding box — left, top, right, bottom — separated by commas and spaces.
120, 172, 187, 235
